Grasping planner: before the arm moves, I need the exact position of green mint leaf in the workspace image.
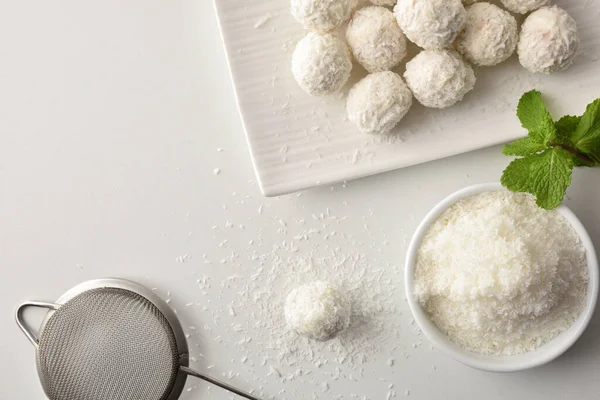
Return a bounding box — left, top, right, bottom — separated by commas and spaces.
571, 99, 600, 164
554, 115, 580, 145
517, 90, 557, 144
553, 115, 594, 166
571, 153, 595, 167
501, 147, 574, 210
503, 138, 546, 156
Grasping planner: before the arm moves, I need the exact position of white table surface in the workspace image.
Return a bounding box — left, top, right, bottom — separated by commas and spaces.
1, 1, 600, 399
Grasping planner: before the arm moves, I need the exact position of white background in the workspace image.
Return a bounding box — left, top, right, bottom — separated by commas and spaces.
1, 1, 599, 399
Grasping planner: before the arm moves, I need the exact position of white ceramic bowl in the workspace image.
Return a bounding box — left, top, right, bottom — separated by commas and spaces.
405, 182, 599, 372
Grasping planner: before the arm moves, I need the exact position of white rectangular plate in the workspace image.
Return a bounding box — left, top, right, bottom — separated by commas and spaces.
214, 0, 600, 196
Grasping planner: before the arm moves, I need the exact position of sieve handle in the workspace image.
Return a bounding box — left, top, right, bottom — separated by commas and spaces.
180, 365, 263, 400
15, 301, 60, 348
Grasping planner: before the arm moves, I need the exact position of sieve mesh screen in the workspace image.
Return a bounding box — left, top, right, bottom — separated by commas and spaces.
37, 288, 180, 400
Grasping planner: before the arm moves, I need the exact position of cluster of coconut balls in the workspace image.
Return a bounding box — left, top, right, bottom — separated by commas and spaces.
291, 0, 579, 135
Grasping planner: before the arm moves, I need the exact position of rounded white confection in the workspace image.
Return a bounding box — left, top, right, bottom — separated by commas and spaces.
346, 6, 407, 73
518, 6, 579, 74
291, 0, 358, 32
404, 49, 475, 109
346, 71, 413, 135
292, 32, 353, 96
455, 2, 518, 67
394, 0, 466, 49
284, 281, 351, 341
500, 0, 549, 14
369, 0, 396, 6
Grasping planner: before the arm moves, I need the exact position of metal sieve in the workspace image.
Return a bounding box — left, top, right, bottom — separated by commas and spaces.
15, 278, 262, 400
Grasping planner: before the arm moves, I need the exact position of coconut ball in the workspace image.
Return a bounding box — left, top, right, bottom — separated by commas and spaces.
404, 49, 476, 109
500, 0, 549, 14
394, 0, 466, 50
347, 71, 413, 135
369, 0, 396, 5
292, 32, 353, 96
346, 6, 407, 73
455, 3, 518, 67
518, 6, 579, 74
284, 281, 351, 341
291, 0, 358, 32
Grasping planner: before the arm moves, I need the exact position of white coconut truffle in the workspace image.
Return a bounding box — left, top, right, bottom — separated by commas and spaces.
394, 0, 466, 50
284, 281, 351, 341
455, 3, 518, 67
404, 49, 476, 109
347, 71, 413, 135
500, 0, 549, 14
369, 0, 396, 5
346, 6, 407, 73
518, 6, 579, 74
292, 32, 353, 96
291, 0, 358, 32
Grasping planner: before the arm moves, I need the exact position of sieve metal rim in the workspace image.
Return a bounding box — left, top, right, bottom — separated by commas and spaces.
18, 278, 190, 400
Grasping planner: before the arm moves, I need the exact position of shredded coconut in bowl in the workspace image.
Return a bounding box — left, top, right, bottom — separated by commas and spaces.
415, 191, 588, 356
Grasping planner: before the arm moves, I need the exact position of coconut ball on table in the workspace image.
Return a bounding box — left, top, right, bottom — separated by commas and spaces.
394, 0, 466, 50
292, 32, 353, 96
518, 6, 579, 74
346, 6, 407, 73
455, 2, 518, 67
347, 71, 413, 135
291, 0, 358, 33
500, 0, 548, 14
284, 281, 351, 341
404, 49, 475, 109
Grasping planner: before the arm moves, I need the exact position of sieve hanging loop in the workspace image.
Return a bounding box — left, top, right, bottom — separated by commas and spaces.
16, 301, 59, 348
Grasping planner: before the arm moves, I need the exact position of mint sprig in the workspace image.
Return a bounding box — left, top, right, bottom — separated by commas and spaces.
501, 90, 600, 209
